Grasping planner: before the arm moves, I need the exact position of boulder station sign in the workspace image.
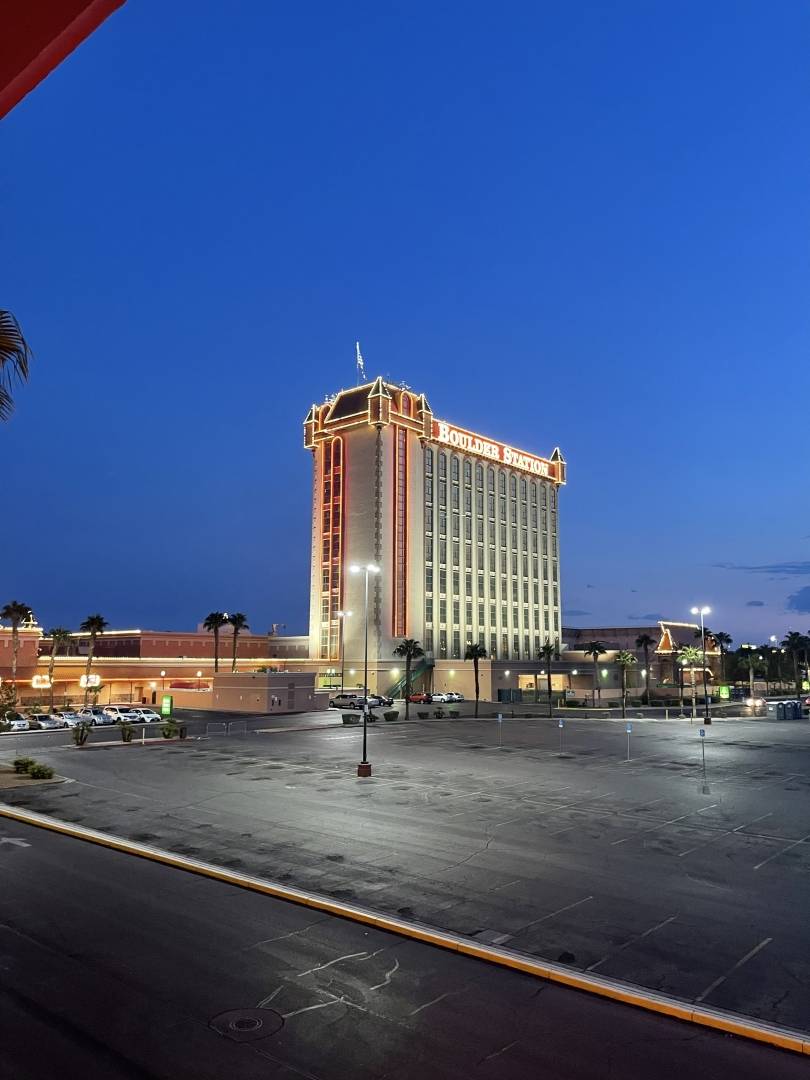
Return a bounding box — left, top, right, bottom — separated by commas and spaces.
432, 420, 554, 479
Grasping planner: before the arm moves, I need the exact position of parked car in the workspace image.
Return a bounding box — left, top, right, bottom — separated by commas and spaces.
430, 692, 450, 703
407, 692, 432, 704
128, 708, 161, 724
445, 692, 465, 703
56, 710, 84, 728
355, 694, 393, 709
329, 693, 361, 710
103, 706, 138, 722
78, 707, 113, 726
27, 712, 67, 730
6, 714, 30, 732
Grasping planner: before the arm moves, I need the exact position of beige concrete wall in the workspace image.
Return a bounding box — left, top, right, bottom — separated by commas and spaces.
211, 671, 322, 714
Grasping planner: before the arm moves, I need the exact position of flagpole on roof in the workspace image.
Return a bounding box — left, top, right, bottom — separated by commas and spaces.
355, 341, 366, 384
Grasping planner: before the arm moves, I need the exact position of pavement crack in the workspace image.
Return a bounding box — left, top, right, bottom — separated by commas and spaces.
368, 957, 400, 991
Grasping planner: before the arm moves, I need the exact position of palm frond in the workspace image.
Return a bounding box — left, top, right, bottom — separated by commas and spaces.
0, 310, 32, 421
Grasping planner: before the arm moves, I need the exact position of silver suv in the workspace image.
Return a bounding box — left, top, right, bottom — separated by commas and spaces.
329, 693, 361, 709
78, 707, 113, 726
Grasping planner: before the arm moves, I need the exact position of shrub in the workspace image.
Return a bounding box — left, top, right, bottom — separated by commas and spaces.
72, 722, 91, 747
161, 720, 179, 739
417, 711, 429, 719
28, 763, 54, 780
13, 757, 35, 774
433, 708, 446, 718
448, 709, 459, 718
383, 711, 399, 722
119, 721, 135, 743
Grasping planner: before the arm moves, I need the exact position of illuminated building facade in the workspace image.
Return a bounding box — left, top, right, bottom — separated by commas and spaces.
304, 378, 566, 691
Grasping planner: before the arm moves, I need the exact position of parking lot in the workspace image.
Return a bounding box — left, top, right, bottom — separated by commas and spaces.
3, 713, 810, 1033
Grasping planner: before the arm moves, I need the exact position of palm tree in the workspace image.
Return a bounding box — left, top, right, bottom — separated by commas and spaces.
0, 600, 32, 690
736, 647, 764, 701
679, 645, 703, 720
228, 612, 249, 672
782, 632, 806, 699
464, 642, 487, 717
203, 612, 228, 672
393, 638, 424, 720
46, 627, 71, 709
79, 614, 108, 703
635, 633, 655, 705
0, 310, 32, 421
538, 638, 555, 718
714, 631, 733, 683
615, 650, 637, 719
583, 640, 607, 707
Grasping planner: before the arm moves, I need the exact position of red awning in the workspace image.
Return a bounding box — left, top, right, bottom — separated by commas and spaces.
0, 0, 126, 120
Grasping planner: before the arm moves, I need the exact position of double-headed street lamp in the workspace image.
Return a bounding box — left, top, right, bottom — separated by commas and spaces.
336, 610, 353, 692
350, 563, 380, 777
691, 605, 711, 722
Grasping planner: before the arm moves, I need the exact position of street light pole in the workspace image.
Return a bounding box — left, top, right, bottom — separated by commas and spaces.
691, 605, 711, 723
336, 610, 352, 692
351, 564, 380, 777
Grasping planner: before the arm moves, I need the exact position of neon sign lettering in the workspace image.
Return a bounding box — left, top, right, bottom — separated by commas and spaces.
433, 420, 552, 478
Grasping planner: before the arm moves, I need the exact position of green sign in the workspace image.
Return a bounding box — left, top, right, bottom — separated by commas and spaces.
718, 685, 730, 701
161, 694, 173, 717
803, 680, 809, 692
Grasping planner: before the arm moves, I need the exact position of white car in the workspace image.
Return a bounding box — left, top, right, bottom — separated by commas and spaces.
103, 706, 138, 723
27, 712, 67, 730
431, 693, 450, 703
7, 716, 30, 732
57, 711, 84, 728
128, 708, 161, 723
78, 707, 113, 726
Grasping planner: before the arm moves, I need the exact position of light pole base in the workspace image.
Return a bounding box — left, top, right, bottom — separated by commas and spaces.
705, 717, 712, 725
357, 762, 372, 777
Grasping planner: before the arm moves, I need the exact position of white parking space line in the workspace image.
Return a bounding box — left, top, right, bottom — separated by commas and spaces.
586, 916, 677, 971
753, 833, 810, 871
695, 938, 773, 1002
610, 805, 718, 846
523, 895, 593, 929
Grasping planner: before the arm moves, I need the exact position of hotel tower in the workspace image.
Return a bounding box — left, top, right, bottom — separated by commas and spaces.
304, 379, 566, 697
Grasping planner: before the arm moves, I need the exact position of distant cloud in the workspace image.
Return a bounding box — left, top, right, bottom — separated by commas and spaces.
787, 587, 810, 614
715, 561, 810, 577
586, 584, 596, 589
745, 600, 765, 607
627, 613, 665, 622
564, 609, 591, 618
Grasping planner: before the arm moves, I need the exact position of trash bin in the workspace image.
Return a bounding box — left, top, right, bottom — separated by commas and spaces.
767, 701, 778, 718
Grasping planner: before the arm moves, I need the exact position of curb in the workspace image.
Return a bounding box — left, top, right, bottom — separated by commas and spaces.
0, 802, 807, 1056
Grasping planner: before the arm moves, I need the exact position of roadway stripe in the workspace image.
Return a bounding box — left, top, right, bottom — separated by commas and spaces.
0, 802, 807, 1057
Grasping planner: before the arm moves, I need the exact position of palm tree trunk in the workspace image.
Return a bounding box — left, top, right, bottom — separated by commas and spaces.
232, 630, 238, 673
214, 628, 219, 673
679, 666, 684, 712
535, 672, 540, 704
690, 670, 697, 720
546, 666, 553, 719
48, 647, 56, 710
84, 637, 95, 704
591, 658, 597, 708
621, 668, 627, 719
748, 661, 754, 701
643, 646, 650, 704
11, 625, 19, 687
405, 658, 411, 721
474, 658, 480, 718
793, 653, 801, 698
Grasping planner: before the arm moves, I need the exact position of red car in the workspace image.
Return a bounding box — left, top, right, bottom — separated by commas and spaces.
408, 692, 432, 704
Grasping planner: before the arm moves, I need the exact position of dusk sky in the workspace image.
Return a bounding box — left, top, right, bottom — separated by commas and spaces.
3, 1, 809, 645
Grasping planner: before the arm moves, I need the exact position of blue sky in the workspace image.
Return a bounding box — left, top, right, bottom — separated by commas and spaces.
3, 1, 809, 645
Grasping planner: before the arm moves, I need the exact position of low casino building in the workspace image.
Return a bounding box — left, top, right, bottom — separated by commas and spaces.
304, 377, 566, 699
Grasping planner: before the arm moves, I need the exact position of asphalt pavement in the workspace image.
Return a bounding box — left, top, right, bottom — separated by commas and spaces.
0, 818, 805, 1080
3, 714, 810, 1033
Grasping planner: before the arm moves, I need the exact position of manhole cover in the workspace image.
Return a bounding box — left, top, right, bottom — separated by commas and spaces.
209, 1008, 284, 1042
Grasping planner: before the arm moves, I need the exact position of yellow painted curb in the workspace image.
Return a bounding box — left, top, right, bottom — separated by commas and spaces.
1, 802, 807, 1056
